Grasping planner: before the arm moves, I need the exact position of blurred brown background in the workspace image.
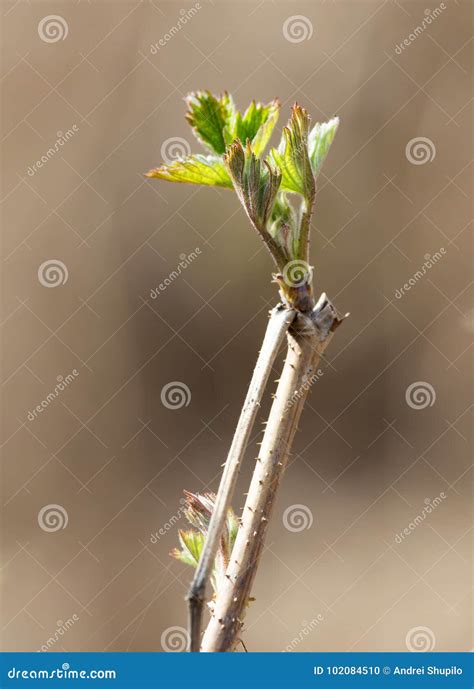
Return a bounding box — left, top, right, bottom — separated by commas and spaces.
1, 0, 472, 653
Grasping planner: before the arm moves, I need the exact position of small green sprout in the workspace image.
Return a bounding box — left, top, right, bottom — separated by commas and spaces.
146, 91, 339, 312
171, 491, 238, 602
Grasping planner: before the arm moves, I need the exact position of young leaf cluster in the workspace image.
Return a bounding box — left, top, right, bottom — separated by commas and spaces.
171, 491, 238, 598
147, 91, 339, 308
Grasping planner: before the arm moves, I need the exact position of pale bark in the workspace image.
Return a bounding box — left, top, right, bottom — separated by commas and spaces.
187, 304, 296, 651
201, 294, 341, 652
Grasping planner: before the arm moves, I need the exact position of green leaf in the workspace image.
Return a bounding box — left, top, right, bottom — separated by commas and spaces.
269, 104, 315, 199
224, 139, 281, 231
185, 91, 233, 155
171, 529, 205, 568
308, 117, 339, 178
146, 155, 232, 188
185, 91, 280, 157
225, 99, 280, 156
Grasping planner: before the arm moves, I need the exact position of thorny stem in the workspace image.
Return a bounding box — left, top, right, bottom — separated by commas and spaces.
250, 221, 289, 274
201, 293, 342, 652
187, 305, 296, 651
